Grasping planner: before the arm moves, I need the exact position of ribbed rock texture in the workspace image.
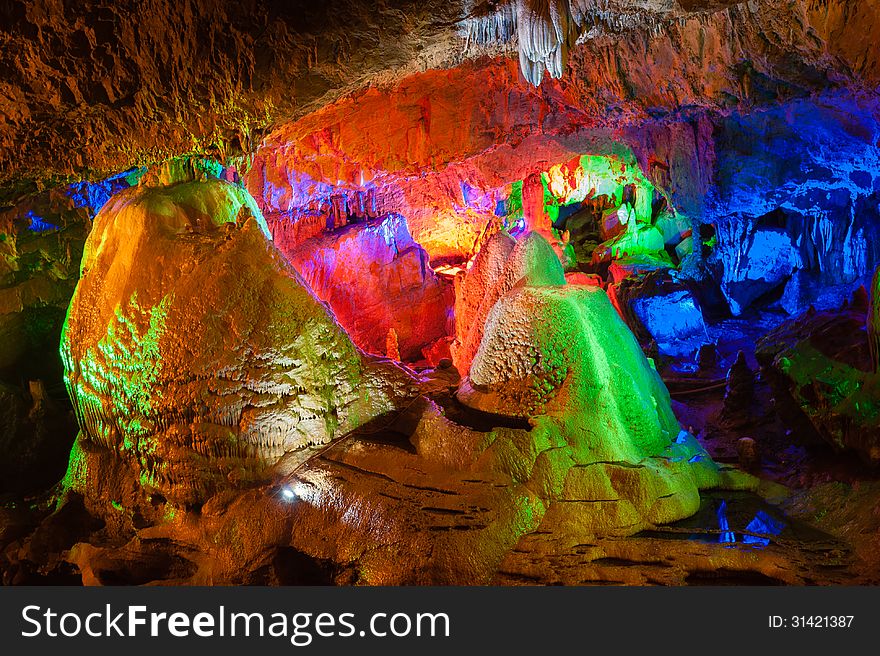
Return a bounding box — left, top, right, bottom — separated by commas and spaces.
0, 0, 466, 197
61, 173, 415, 503
452, 230, 565, 376
464, 284, 678, 434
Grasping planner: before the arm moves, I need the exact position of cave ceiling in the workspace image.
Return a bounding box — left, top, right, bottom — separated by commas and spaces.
0, 0, 877, 203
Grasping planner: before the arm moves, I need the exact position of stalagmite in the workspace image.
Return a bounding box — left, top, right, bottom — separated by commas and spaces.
722, 351, 755, 425
60, 165, 416, 504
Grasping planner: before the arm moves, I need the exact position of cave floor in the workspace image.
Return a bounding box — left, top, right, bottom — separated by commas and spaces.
661, 310, 880, 585
1, 411, 878, 585
496, 490, 857, 586
3, 308, 879, 586
299, 424, 878, 586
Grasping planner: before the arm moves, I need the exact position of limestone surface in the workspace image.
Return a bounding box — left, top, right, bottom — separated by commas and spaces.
757, 298, 880, 466
283, 214, 453, 362
457, 282, 750, 534
61, 175, 415, 503
453, 230, 565, 375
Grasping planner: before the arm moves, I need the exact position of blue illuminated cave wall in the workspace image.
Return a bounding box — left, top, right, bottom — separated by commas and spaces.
704, 92, 880, 316
66, 167, 145, 215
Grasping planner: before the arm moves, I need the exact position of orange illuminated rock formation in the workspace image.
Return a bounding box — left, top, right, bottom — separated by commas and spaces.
243, 62, 587, 264
61, 172, 415, 504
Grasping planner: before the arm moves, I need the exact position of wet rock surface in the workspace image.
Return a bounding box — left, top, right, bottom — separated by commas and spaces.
496, 491, 858, 586
4, 407, 875, 585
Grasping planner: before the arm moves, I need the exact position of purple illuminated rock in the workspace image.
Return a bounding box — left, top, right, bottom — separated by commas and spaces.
284, 214, 454, 362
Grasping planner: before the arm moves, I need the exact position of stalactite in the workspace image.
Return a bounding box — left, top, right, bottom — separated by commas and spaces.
462, 0, 674, 85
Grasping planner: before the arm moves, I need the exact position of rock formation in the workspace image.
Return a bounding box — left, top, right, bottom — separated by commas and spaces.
870, 266, 880, 373
721, 351, 755, 426
2, 0, 880, 587
452, 230, 565, 376
464, 284, 674, 430
60, 168, 416, 504
454, 279, 752, 538
757, 297, 880, 466
283, 214, 453, 362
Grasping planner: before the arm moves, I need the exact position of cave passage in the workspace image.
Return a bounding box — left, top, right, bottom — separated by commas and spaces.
1, 0, 879, 587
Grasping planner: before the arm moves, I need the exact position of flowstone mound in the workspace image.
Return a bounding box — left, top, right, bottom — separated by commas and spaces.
458, 282, 753, 534
464, 285, 676, 432
60, 175, 415, 504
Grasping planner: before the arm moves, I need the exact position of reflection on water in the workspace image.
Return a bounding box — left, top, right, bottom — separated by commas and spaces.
638, 491, 800, 550
716, 499, 736, 544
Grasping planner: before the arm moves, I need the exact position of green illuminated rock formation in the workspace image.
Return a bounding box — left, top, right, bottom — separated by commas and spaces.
458, 281, 751, 535
466, 285, 675, 434
60, 174, 415, 504
47, 175, 753, 582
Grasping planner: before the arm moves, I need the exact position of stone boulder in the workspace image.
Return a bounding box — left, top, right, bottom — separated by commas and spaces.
599, 205, 629, 241
630, 290, 707, 356
61, 175, 415, 504
674, 235, 694, 261
655, 211, 691, 248
611, 270, 708, 356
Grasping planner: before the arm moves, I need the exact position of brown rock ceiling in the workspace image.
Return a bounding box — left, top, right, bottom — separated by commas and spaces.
0, 0, 877, 201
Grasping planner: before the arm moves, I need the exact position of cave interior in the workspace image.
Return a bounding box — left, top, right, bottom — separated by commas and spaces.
1, 0, 879, 585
